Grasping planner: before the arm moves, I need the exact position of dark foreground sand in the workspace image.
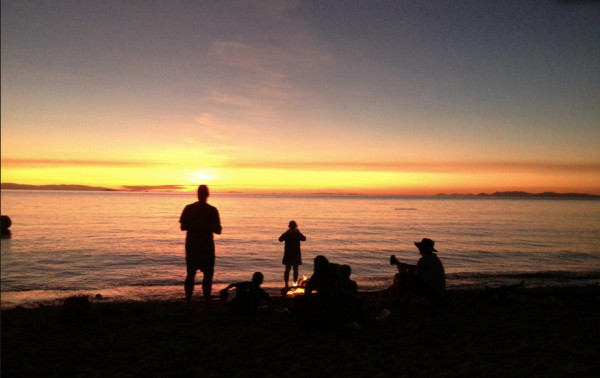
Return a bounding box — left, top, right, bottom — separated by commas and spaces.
2, 285, 599, 377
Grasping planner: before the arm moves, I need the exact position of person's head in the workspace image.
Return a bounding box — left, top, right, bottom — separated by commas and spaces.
252, 272, 264, 286
197, 185, 209, 202
288, 220, 297, 229
313, 255, 329, 271
340, 264, 352, 280
415, 238, 437, 255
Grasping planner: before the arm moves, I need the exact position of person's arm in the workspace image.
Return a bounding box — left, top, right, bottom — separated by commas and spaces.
179, 207, 188, 231
213, 209, 222, 235
397, 262, 416, 274
304, 274, 317, 294
392, 256, 416, 273
299, 231, 306, 242
220, 282, 238, 302
279, 231, 287, 242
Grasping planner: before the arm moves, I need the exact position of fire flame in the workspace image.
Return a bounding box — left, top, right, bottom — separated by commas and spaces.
286, 277, 309, 297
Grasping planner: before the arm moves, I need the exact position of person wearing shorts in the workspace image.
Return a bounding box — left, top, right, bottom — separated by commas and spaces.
180, 185, 222, 309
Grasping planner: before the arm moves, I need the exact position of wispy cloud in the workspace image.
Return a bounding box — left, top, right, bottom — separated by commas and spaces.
211, 38, 335, 107
206, 92, 283, 123
120, 185, 187, 192
0, 158, 159, 167
180, 2, 337, 159
191, 112, 254, 143
225, 159, 600, 173
204, 5, 336, 116
213, 39, 335, 84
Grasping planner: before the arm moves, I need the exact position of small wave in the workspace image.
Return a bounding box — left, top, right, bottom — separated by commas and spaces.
447, 270, 600, 289
450, 271, 600, 280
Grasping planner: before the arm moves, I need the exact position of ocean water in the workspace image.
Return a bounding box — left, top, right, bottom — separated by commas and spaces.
2, 190, 600, 308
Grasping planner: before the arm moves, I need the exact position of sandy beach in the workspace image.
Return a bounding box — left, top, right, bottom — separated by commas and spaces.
2, 285, 599, 377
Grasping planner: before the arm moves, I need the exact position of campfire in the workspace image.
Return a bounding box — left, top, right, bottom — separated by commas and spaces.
285, 277, 311, 297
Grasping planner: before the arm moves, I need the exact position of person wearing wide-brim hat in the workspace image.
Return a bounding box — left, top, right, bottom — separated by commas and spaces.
389, 238, 446, 304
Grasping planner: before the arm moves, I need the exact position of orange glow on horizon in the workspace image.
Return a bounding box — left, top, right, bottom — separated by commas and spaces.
1, 158, 599, 195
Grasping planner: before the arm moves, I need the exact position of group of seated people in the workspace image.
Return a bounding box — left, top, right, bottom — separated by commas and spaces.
220, 238, 446, 322
300, 255, 362, 326
219, 255, 362, 325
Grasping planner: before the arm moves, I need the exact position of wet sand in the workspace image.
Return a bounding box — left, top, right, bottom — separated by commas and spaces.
2, 286, 599, 377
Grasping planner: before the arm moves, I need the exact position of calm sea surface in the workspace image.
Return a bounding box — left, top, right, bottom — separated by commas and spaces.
2, 190, 600, 308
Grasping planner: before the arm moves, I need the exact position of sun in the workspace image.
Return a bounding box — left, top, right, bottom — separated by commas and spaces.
189, 169, 220, 184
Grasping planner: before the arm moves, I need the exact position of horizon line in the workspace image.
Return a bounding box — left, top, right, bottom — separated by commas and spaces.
2, 183, 599, 198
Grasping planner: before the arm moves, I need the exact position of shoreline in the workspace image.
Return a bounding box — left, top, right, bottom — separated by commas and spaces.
3, 271, 600, 311
3, 285, 599, 377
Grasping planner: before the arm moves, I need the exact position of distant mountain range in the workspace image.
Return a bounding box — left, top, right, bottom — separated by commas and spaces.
1, 183, 116, 191
436, 191, 600, 199
1, 183, 598, 198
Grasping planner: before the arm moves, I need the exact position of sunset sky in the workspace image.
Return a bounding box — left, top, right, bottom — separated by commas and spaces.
2, 1, 599, 195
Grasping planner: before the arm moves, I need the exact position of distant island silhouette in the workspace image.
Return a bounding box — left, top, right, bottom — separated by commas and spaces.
436, 191, 599, 199
1, 183, 598, 198
0, 183, 193, 192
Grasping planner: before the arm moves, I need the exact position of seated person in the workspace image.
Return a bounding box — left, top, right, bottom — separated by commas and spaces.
220, 272, 270, 315
301, 255, 341, 326
338, 264, 362, 323
389, 238, 446, 304
338, 264, 358, 299
304, 255, 339, 297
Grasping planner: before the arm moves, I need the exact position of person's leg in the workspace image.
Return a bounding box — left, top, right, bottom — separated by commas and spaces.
292, 264, 299, 284
394, 269, 413, 304
185, 268, 197, 308
202, 266, 214, 309
284, 265, 291, 287
410, 277, 436, 305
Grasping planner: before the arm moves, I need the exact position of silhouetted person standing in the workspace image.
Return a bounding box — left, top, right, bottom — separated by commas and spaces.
180, 185, 222, 309
279, 220, 306, 288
